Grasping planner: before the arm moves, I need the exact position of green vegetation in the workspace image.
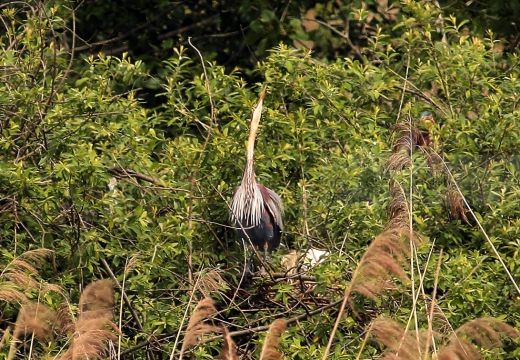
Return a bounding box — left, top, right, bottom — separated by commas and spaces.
1, 1, 520, 359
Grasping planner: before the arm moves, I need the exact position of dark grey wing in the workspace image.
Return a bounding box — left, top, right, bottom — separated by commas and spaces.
265, 187, 283, 230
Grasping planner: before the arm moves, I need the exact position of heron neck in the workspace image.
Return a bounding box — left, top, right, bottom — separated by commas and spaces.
242, 158, 256, 189
246, 123, 258, 161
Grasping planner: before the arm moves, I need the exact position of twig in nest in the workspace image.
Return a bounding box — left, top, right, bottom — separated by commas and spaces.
123, 298, 339, 358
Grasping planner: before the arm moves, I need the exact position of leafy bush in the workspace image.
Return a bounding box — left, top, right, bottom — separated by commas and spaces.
1, 1, 520, 359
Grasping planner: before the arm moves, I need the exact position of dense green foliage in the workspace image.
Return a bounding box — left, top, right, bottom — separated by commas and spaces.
1, 1, 520, 359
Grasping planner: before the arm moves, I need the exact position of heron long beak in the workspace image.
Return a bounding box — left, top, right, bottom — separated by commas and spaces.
247, 85, 268, 159
251, 85, 267, 128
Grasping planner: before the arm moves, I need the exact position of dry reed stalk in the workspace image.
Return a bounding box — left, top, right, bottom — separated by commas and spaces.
423, 249, 443, 360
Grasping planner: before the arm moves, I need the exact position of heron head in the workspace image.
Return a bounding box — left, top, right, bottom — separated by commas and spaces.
419, 111, 435, 129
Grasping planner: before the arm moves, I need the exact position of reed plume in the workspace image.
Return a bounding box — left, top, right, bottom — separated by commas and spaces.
179, 297, 221, 359
445, 185, 469, 223
216, 327, 239, 360
322, 227, 422, 359
350, 227, 420, 305
8, 301, 56, 360
371, 317, 427, 360
78, 279, 115, 319
385, 118, 415, 172
0, 248, 57, 303
438, 317, 519, 360
385, 114, 441, 175
369, 316, 518, 359
55, 302, 75, 335
259, 319, 287, 360
12, 301, 56, 341
57, 279, 118, 360
193, 268, 226, 298
386, 179, 409, 229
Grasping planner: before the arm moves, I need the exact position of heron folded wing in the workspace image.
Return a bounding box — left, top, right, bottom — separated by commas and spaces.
264, 187, 284, 231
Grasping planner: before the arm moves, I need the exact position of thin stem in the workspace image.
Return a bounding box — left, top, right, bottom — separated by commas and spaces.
321, 268, 359, 359
423, 249, 443, 360
171, 269, 204, 360
405, 113, 421, 356
355, 323, 374, 360
117, 258, 131, 360
186, 37, 216, 286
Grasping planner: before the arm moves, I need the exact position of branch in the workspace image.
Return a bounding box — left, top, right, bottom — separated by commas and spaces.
302, 17, 364, 61
100, 258, 144, 331
74, 3, 182, 52
79, 15, 220, 57
159, 15, 220, 41
108, 166, 161, 185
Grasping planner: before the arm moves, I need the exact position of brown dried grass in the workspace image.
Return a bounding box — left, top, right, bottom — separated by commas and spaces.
13, 301, 56, 342
8, 301, 57, 360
